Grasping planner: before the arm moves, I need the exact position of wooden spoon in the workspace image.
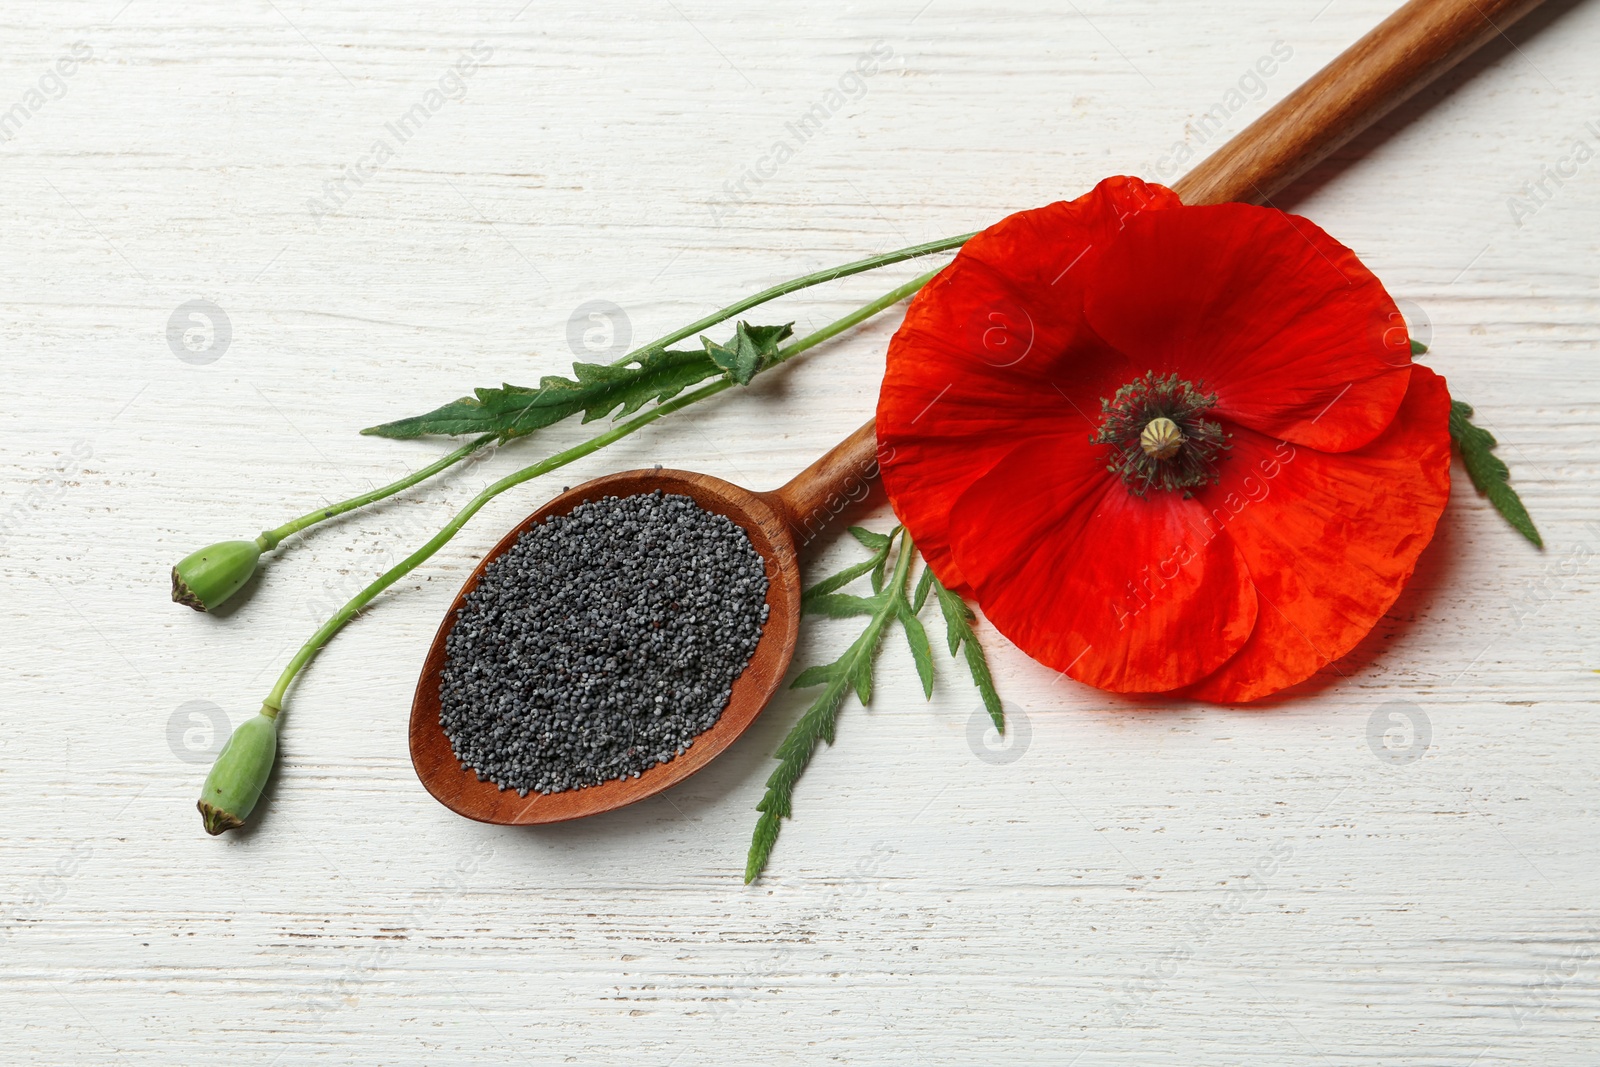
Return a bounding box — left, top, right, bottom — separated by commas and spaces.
409, 420, 880, 825
410, 0, 1548, 825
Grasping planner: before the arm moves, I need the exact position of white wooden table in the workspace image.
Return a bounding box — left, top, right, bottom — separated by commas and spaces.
4, 1, 1598, 1062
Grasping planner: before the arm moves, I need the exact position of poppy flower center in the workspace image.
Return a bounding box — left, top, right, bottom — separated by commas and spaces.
1092, 371, 1230, 497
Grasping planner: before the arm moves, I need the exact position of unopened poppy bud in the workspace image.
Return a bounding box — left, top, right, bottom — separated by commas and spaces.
172, 539, 263, 612
197, 707, 278, 835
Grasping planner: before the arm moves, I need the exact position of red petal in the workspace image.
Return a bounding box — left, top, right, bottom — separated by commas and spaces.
878, 177, 1181, 586
957, 176, 1182, 293
1082, 203, 1413, 453
947, 433, 1257, 693
1182, 365, 1453, 702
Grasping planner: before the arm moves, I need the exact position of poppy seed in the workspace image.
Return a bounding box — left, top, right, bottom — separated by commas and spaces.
438, 491, 769, 796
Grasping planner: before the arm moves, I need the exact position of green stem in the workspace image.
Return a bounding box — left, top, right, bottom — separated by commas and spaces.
888, 527, 916, 596
260, 269, 938, 714
263, 378, 734, 713
622, 234, 971, 364
745, 529, 914, 883
256, 434, 497, 552
250, 237, 968, 555
771, 268, 940, 365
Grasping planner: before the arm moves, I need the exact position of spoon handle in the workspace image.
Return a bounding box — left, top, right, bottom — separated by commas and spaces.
1172, 0, 1546, 207
762, 0, 1544, 547
763, 418, 880, 548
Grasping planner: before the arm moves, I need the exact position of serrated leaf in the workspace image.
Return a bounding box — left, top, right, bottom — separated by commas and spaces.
803, 555, 884, 602
849, 526, 891, 551
760, 749, 808, 802
703, 321, 793, 386
933, 581, 973, 656
805, 592, 886, 619
850, 642, 875, 704
912, 565, 933, 614
1449, 399, 1543, 547
804, 526, 894, 604
869, 526, 900, 593
362, 324, 791, 440
747, 530, 909, 884
962, 630, 1004, 731
928, 572, 1004, 732
748, 530, 1011, 883
745, 811, 781, 882
870, 548, 891, 594
898, 602, 935, 699
362, 346, 720, 441
746, 664, 855, 882
364, 353, 704, 440
738, 322, 793, 351
790, 662, 835, 689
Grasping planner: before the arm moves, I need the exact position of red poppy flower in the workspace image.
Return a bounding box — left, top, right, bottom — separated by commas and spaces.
876, 176, 1452, 702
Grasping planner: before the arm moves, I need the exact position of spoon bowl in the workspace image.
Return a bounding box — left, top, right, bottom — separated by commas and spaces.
409, 420, 879, 825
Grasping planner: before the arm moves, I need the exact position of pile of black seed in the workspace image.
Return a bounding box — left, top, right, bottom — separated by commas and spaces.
439, 491, 770, 796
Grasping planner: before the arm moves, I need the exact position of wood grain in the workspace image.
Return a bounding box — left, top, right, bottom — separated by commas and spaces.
764, 417, 881, 543
2, 0, 1596, 1064
1174, 0, 1548, 205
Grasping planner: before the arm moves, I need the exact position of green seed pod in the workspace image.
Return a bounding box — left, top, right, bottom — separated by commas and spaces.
198, 709, 278, 835
172, 539, 261, 612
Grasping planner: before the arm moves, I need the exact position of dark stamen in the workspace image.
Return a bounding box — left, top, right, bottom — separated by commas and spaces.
1091, 371, 1230, 497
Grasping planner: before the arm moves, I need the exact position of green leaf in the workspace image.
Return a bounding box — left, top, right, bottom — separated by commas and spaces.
803, 556, 881, 601
961, 627, 1004, 731
361, 347, 717, 441
929, 572, 1004, 732
1448, 399, 1543, 548
702, 321, 794, 386
790, 663, 835, 689
932, 579, 971, 657
898, 602, 935, 699
849, 651, 874, 704
362, 324, 790, 441
745, 812, 781, 882
747, 527, 1005, 883
746, 665, 856, 882
912, 565, 933, 614
746, 528, 907, 884
802, 524, 894, 610
849, 526, 891, 551
805, 592, 885, 619
870, 526, 902, 593
1410, 338, 1429, 356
